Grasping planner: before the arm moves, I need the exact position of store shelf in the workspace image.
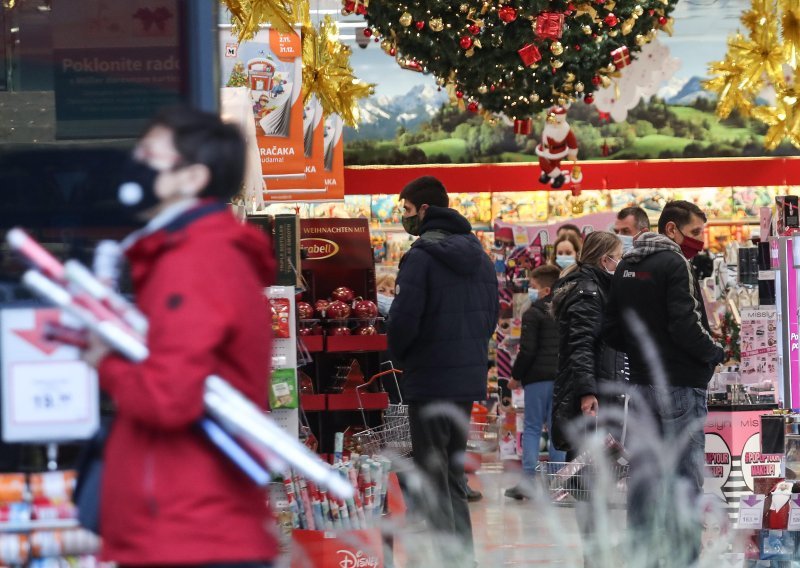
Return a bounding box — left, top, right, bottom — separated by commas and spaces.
300, 335, 325, 353
300, 394, 327, 411
326, 335, 388, 353
0, 518, 79, 533
327, 391, 389, 411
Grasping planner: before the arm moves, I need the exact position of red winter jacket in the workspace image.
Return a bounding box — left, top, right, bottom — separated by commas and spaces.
97, 201, 278, 565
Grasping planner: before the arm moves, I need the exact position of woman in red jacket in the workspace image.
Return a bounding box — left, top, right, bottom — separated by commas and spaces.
82, 107, 278, 567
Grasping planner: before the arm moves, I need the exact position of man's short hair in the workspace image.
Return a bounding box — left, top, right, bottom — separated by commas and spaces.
531, 265, 560, 290
618, 206, 651, 231
658, 200, 708, 234
146, 106, 246, 201
558, 223, 581, 237
399, 176, 449, 209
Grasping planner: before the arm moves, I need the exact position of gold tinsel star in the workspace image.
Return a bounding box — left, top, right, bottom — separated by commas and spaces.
752, 89, 800, 148
301, 16, 374, 128
704, 59, 757, 118
223, 0, 307, 41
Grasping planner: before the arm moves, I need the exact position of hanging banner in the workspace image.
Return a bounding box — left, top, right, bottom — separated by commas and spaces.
51, 0, 182, 139
265, 98, 345, 202
220, 28, 305, 179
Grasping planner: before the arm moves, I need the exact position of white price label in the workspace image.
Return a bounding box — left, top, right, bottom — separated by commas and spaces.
9, 361, 92, 426
737, 495, 765, 529
788, 497, 800, 530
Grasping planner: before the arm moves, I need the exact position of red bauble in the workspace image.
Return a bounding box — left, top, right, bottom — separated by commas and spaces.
455, 90, 464, 99
355, 325, 378, 336
314, 299, 330, 317
574, 44, 581, 51
604, 13, 618, 27
490, 85, 496, 91
330, 325, 352, 336
326, 300, 352, 319
498, 5, 518, 23
331, 286, 356, 303
415, 20, 425, 30
298, 326, 313, 336
591, 75, 602, 86
658, 15, 668, 25
363, 28, 373, 37
459, 35, 474, 49
374, 37, 380, 42
389, 47, 397, 56
297, 301, 314, 320
467, 101, 479, 113
353, 299, 379, 319
310, 324, 324, 336
468, 24, 481, 35
584, 94, 594, 104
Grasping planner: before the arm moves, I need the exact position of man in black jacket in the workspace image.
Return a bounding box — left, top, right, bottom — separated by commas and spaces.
604, 201, 724, 566
388, 176, 498, 566
505, 264, 565, 500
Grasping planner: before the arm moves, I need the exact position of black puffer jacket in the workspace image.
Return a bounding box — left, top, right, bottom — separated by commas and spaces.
551, 265, 627, 452
388, 206, 499, 402
603, 232, 724, 388
511, 295, 559, 385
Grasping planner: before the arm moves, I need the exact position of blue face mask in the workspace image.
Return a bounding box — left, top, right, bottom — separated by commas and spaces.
555, 256, 576, 269
618, 234, 634, 254
528, 288, 539, 303
377, 293, 394, 316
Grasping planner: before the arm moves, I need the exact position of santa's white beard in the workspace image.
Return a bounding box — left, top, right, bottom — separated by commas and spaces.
543, 121, 570, 142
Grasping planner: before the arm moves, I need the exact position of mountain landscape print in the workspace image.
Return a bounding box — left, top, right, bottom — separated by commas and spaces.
342, 0, 800, 165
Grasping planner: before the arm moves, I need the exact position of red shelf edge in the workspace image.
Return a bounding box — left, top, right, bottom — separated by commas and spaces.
325, 335, 388, 353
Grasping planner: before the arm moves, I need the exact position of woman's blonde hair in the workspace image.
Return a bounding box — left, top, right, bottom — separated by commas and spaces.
561, 231, 621, 276
549, 233, 582, 267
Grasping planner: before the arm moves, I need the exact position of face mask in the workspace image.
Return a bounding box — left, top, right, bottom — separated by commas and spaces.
376, 293, 394, 316
528, 288, 539, 303
677, 228, 704, 260
605, 256, 620, 275
402, 215, 420, 236
556, 256, 576, 269
117, 158, 160, 214
618, 234, 634, 254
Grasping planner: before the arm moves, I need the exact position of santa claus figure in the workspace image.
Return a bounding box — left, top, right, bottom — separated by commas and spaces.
535, 106, 578, 189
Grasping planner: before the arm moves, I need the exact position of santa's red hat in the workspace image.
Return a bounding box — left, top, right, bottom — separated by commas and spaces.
548, 106, 567, 115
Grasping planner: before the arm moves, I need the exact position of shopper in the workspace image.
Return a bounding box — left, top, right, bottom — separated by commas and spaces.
557, 222, 582, 241
81, 107, 278, 567
604, 201, 725, 567
388, 175, 498, 566
505, 264, 565, 500
551, 231, 627, 568
549, 232, 582, 271
613, 206, 650, 253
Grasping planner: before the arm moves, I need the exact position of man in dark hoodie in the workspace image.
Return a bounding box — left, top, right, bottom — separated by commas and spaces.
604, 200, 724, 566
388, 176, 498, 565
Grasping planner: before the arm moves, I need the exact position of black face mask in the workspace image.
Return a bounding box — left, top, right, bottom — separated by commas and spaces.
117, 158, 160, 214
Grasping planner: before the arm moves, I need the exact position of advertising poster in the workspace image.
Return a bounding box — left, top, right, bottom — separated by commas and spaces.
740, 307, 779, 387
265, 97, 339, 202
220, 28, 305, 179
51, 0, 182, 139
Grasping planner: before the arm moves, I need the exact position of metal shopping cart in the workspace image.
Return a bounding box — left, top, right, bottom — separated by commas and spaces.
352, 368, 411, 458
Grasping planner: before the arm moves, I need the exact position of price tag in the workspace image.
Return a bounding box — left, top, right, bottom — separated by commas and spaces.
9, 361, 92, 425
787, 496, 800, 530
737, 494, 765, 529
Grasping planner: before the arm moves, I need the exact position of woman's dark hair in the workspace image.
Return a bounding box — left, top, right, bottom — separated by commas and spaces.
146, 106, 246, 200
399, 176, 449, 209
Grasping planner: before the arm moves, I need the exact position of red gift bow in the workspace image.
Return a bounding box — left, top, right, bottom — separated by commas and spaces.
611, 46, 631, 68
517, 43, 542, 67
535, 12, 565, 40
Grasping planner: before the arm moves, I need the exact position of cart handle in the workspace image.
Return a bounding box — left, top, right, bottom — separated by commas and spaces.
355, 368, 403, 429
360, 368, 403, 388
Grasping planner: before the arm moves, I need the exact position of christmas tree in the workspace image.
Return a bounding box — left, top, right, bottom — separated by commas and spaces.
227, 62, 248, 88
718, 308, 741, 363
357, 0, 676, 119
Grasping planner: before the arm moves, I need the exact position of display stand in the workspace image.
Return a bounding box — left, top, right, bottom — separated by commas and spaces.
267, 285, 300, 437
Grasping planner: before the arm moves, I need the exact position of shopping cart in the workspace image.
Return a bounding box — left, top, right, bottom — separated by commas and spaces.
351, 368, 411, 458
537, 460, 629, 506
467, 404, 499, 454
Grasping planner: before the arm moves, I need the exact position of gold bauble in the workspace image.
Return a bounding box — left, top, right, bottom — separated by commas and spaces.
436, 77, 446, 86
531, 93, 540, 102
608, 30, 618, 37
633, 5, 644, 16
460, 3, 469, 12
478, 84, 488, 94
399, 11, 413, 26
565, 72, 576, 82
551, 59, 564, 68
550, 41, 564, 56
429, 17, 444, 32
575, 81, 585, 92
582, 24, 592, 35
635, 33, 647, 45
381, 39, 392, 53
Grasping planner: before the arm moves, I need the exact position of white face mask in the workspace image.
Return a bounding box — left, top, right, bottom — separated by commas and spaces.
555, 256, 576, 269
618, 234, 634, 254
605, 255, 620, 275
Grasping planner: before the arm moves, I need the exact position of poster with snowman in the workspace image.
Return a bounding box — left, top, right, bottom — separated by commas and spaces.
220, 28, 305, 179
